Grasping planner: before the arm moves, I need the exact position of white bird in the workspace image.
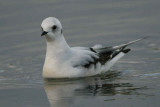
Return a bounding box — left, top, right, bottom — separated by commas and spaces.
41, 17, 147, 78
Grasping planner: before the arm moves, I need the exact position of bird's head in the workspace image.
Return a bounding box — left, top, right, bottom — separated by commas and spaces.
41, 17, 63, 41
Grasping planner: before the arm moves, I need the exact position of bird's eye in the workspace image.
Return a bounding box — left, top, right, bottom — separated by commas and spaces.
52, 25, 57, 30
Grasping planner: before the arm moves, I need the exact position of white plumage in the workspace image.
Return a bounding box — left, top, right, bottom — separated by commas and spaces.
41, 17, 146, 78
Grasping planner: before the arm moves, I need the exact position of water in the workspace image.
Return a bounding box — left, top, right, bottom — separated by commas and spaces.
0, 0, 160, 107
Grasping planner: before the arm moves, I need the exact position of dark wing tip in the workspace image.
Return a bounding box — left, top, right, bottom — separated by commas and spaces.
122, 49, 131, 53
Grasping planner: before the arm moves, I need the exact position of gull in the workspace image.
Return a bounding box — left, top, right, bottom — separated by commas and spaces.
41, 17, 147, 78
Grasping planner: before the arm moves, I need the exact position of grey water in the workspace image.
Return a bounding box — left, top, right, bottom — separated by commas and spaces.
0, 0, 160, 107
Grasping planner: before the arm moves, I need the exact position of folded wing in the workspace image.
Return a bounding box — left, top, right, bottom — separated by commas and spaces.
72, 37, 148, 68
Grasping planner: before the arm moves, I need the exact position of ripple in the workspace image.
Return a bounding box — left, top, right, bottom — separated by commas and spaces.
0, 70, 5, 73
133, 73, 160, 78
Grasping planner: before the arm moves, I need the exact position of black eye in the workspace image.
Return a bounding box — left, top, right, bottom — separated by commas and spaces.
52, 25, 57, 30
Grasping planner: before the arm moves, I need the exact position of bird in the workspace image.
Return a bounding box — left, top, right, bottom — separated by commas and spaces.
41, 17, 147, 78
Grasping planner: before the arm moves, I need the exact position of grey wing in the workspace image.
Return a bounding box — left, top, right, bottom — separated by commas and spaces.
73, 47, 128, 68
73, 37, 147, 68
73, 46, 130, 68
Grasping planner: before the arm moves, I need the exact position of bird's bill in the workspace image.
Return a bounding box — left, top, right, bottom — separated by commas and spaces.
41, 31, 48, 36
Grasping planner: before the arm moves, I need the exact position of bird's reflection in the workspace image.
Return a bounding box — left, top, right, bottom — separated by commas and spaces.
44, 71, 146, 107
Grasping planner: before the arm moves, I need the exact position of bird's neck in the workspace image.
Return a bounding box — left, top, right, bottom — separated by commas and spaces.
45, 35, 71, 59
